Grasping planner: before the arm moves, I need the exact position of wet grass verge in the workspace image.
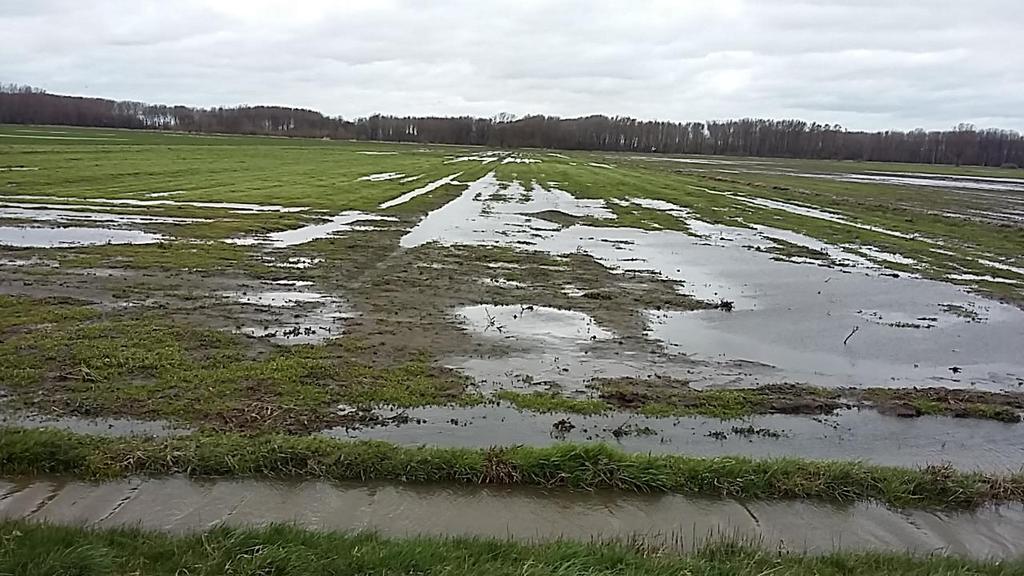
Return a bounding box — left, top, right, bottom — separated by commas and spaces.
2, 521, 1021, 576
3, 427, 1023, 509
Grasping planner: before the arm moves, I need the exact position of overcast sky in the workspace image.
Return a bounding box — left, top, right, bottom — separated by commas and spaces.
2, 0, 1022, 131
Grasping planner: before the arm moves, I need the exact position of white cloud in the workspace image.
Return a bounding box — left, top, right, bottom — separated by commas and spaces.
1, 0, 1021, 131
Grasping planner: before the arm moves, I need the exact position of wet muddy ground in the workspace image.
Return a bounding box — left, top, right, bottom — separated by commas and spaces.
2, 134, 1023, 470
3, 476, 1024, 559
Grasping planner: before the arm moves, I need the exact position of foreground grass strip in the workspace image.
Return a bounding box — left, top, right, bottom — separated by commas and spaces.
3, 428, 1024, 509
2, 522, 1022, 576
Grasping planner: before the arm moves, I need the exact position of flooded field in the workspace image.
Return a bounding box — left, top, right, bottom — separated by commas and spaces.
2, 127, 1024, 548
3, 476, 1024, 558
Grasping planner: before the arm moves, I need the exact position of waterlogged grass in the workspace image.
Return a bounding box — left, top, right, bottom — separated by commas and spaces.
596, 380, 843, 419
57, 240, 272, 272
0, 296, 469, 432
2, 521, 1021, 576
593, 379, 1024, 423
3, 428, 1023, 509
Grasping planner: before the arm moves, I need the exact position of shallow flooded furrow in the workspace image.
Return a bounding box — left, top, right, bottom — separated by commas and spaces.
332, 405, 1024, 472
1, 476, 1023, 559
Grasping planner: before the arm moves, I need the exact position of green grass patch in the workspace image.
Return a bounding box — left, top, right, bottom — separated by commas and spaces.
2, 428, 1024, 509
0, 296, 471, 432
1, 521, 1021, 576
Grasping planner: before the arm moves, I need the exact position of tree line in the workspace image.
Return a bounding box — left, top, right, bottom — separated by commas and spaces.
2, 84, 1021, 167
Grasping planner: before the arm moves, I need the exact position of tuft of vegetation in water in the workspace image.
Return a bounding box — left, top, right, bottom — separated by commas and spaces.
596, 379, 844, 419
595, 378, 1024, 423
495, 391, 611, 415
3, 427, 1024, 509
853, 387, 1024, 423
0, 521, 1021, 576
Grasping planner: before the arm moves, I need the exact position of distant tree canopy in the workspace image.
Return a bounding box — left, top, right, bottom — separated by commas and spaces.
2, 84, 1022, 167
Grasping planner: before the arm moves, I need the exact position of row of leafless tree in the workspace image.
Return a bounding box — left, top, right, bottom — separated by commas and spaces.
2, 84, 1021, 167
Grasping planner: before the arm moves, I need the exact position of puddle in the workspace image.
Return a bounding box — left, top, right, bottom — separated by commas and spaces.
337, 405, 1024, 473
223, 290, 332, 307
445, 153, 506, 164
561, 284, 587, 297
263, 256, 323, 269
852, 246, 917, 266
222, 290, 352, 344
145, 191, 186, 198
446, 348, 710, 394
399, 174, 424, 183
647, 295, 1024, 391
227, 212, 396, 247
729, 194, 920, 240
357, 151, 398, 155
949, 273, 1019, 284
0, 134, 126, 141
237, 315, 348, 344
501, 156, 541, 164
0, 412, 190, 437
0, 195, 306, 213
0, 257, 59, 267
477, 278, 528, 289
849, 171, 1024, 193
358, 172, 405, 182
456, 304, 613, 343
379, 173, 463, 209
762, 231, 878, 269
0, 167, 39, 172
588, 162, 614, 169
403, 173, 1024, 391
977, 259, 1024, 278
631, 156, 724, 165
400, 172, 613, 249
0, 226, 165, 247
0, 205, 208, 225
629, 197, 696, 219
4, 476, 1024, 557
451, 305, 632, 394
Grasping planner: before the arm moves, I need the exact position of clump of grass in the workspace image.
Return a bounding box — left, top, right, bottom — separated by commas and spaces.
595, 378, 1024, 423
0, 295, 97, 332
597, 379, 842, 419
495, 391, 610, 415
855, 387, 1024, 423
1, 520, 1019, 576
2, 428, 1023, 509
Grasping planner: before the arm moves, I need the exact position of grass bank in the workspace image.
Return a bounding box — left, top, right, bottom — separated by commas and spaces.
2, 428, 1023, 509
1, 521, 1021, 576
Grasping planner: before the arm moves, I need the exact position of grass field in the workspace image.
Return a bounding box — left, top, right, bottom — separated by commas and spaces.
2, 124, 1024, 522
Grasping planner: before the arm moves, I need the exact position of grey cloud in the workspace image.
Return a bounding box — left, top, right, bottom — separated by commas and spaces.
1, 0, 1021, 131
